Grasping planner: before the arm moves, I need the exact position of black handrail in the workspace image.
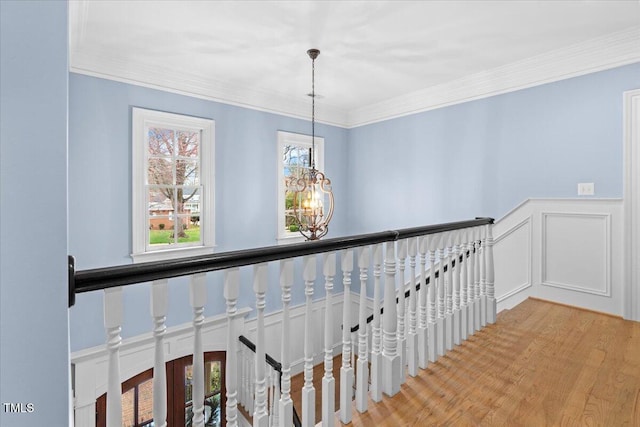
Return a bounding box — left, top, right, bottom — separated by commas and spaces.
238, 335, 302, 427
238, 335, 282, 373
68, 217, 493, 304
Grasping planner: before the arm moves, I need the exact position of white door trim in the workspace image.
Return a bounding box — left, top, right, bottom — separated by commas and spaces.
623, 88, 640, 321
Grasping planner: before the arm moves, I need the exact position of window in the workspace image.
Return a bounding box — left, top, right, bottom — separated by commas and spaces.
96, 352, 225, 427
132, 108, 215, 262
276, 131, 324, 242
176, 354, 223, 426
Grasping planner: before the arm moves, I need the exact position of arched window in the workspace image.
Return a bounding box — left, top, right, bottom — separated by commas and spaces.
96, 351, 225, 427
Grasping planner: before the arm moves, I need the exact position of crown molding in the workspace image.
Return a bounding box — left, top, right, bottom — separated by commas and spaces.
70, 27, 640, 129
347, 27, 640, 127
70, 51, 350, 128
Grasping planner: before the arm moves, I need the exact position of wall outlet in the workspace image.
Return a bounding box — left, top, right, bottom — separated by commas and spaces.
578, 182, 594, 196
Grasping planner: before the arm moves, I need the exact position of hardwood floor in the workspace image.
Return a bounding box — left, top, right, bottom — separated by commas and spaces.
288, 298, 640, 426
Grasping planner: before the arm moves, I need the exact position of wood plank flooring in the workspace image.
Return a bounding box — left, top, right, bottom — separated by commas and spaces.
304, 298, 640, 426
247, 298, 639, 425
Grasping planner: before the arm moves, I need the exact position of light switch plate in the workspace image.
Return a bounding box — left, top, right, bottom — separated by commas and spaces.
578, 183, 594, 196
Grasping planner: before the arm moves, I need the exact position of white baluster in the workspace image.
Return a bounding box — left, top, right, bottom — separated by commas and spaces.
225, 269, 240, 427
253, 264, 269, 427
417, 236, 429, 369
301, 256, 316, 427
272, 366, 280, 427
356, 246, 370, 413
474, 229, 482, 332
369, 244, 383, 402
190, 273, 207, 427
428, 237, 439, 362
322, 252, 336, 427
445, 234, 455, 351
104, 287, 123, 427
467, 233, 475, 335
452, 234, 462, 346
382, 241, 401, 397
266, 367, 272, 427
242, 346, 250, 411
279, 259, 294, 427
396, 239, 407, 384
248, 350, 255, 414
485, 223, 497, 324
244, 347, 256, 414
480, 226, 486, 325
436, 239, 446, 357
406, 238, 419, 377
239, 346, 246, 410
460, 238, 469, 342
151, 279, 168, 427
340, 250, 354, 424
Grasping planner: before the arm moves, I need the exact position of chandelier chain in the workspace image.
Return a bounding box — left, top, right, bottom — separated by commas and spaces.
311, 55, 316, 170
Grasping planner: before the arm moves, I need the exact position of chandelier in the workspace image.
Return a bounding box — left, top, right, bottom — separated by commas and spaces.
286, 49, 334, 240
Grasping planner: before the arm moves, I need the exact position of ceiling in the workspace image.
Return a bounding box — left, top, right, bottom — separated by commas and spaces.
69, 1, 640, 127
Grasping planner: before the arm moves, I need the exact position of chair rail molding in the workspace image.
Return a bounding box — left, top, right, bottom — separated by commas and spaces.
624, 88, 640, 321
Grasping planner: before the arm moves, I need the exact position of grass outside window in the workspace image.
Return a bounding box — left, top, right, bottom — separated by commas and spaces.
150, 226, 200, 245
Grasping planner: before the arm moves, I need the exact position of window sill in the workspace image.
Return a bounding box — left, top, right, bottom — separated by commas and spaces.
276, 234, 306, 245
131, 245, 215, 264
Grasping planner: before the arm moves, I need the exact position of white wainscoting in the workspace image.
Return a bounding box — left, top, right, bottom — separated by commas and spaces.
493, 198, 623, 316
493, 215, 533, 311
541, 212, 611, 296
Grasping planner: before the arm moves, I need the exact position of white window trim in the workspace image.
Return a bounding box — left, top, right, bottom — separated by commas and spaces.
132, 107, 215, 263
276, 130, 325, 243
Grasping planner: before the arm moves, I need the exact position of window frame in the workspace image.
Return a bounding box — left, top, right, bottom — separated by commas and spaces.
276, 130, 325, 243
132, 107, 215, 263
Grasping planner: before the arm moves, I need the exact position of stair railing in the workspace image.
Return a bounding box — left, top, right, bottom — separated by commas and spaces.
238, 335, 302, 427
69, 217, 495, 427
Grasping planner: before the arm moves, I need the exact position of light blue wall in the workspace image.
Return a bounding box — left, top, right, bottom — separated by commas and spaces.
68, 74, 349, 351
0, 1, 70, 426
347, 62, 640, 233
68, 61, 640, 352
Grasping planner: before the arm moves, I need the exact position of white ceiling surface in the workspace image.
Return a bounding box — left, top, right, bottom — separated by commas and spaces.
69, 1, 640, 128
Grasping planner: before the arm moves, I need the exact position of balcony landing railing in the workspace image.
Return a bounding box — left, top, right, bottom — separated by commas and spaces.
69, 217, 496, 427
